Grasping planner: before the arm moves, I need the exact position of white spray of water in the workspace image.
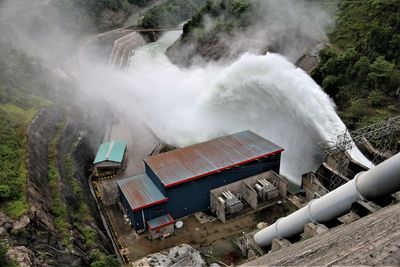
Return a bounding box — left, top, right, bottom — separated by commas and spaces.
0, 0, 371, 184
83, 31, 371, 184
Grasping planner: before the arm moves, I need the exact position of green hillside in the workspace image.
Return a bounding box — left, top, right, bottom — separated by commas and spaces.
312, 0, 400, 129
0, 39, 51, 217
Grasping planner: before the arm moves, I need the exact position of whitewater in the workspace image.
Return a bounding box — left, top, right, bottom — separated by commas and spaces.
87, 30, 370, 184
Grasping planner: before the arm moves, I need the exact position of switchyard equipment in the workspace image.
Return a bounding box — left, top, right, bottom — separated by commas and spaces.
117, 130, 284, 233
210, 171, 288, 223
254, 152, 400, 247
254, 178, 279, 201
219, 190, 244, 214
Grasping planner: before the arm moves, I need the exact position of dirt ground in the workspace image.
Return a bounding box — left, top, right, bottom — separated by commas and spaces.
106, 199, 297, 265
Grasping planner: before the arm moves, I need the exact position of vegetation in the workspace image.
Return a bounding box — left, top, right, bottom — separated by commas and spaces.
90, 250, 120, 267
51, 0, 150, 33
0, 39, 50, 218
128, 0, 152, 7
140, 0, 208, 29
312, 0, 400, 129
0, 107, 31, 218
0, 13, 114, 264
180, 0, 251, 42
48, 125, 102, 253
69, 158, 99, 250
0, 242, 17, 267
0, 1, 122, 264
49, 0, 131, 33
174, 0, 400, 129
48, 121, 72, 247
166, 0, 260, 64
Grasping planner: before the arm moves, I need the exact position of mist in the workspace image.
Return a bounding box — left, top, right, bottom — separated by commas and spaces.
174, 0, 337, 66
240, 0, 336, 62
0, 0, 369, 184
81, 31, 371, 183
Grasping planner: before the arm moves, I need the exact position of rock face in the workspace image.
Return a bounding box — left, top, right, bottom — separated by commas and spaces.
167, 32, 325, 72
11, 215, 30, 234
0, 212, 12, 237
6, 246, 35, 267
3, 106, 112, 266
0, 212, 12, 226
98, 9, 128, 31
166, 35, 234, 67
165, 1, 331, 70
27, 107, 64, 230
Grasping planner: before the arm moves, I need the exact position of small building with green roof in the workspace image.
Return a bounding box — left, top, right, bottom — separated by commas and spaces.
93, 140, 127, 170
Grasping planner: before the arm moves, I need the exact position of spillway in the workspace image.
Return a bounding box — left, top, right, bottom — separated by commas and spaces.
120, 31, 371, 184
84, 30, 370, 185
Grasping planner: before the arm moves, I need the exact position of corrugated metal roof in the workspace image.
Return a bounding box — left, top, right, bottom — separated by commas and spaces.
145, 130, 283, 188
147, 214, 174, 230
93, 140, 126, 164
117, 174, 167, 211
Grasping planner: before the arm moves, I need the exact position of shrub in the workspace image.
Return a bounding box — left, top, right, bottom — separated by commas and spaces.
368, 90, 385, 107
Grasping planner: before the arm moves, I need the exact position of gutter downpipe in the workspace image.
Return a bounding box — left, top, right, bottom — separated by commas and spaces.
254, 152, 400, 247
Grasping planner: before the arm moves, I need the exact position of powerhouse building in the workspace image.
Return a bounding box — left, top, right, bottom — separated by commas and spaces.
117, 130, 283, 234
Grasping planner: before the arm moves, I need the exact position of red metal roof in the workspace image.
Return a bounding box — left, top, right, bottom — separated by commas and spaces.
146, 214, 174, 230
117, 174, 168, 211
145, 130, 283, 188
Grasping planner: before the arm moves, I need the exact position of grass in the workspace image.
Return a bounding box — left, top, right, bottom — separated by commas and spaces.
4, 200, 29, 219
48, 119, 72, 247
82, 225, 97, 248
0, 102, 46, 218
65, 136, 100, 249
46, 118, 99, 250
65, 148, 99, 249
71, 167, 98, 249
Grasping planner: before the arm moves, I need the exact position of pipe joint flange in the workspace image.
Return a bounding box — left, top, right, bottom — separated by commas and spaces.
354, 172, 366, 200
274, 217, 284, 239
307, 199, 318, 223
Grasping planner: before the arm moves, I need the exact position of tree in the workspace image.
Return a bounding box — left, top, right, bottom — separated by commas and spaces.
353, 56, 370, 87
90, 255, 120, 267
368, 56, 399, 93
368, 90, 385, 107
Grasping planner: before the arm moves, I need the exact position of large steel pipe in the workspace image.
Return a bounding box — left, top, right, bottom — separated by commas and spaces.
254, 153, 400, 247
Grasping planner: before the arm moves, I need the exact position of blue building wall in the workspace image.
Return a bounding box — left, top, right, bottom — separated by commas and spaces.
119, 186, 168, 231
131, 202, 168, 231
160, 154, 281, 219
121, 153, 281, 230
119, 187, 136, 226
145, 163, 166, 194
